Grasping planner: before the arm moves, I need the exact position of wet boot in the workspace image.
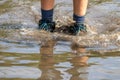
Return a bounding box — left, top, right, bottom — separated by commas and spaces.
38, 20, 55, 32
68, 23, 87, 35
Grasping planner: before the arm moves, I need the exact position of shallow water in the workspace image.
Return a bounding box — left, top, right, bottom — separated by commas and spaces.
0, 0, 120, 80
0, 0, 120, 48
0, 40, 120, 80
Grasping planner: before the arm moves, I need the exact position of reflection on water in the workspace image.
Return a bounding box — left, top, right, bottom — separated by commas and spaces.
39, 40, 61, 80
39, 40, 89, 80
0, 40, 120, 80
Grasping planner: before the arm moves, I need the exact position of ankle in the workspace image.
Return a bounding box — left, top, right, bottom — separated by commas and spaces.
39, 19, 55, 24
41, 8, 54, 22
73, 14, 85, 24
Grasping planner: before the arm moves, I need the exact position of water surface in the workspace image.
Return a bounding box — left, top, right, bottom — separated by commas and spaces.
0, 0, 120, 80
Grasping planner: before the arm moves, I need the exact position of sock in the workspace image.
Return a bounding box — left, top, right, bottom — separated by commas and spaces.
73, 14, 85, 24
41, 9, 53, 22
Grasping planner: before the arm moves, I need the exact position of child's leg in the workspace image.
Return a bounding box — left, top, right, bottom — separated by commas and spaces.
68, 0, 88, 35
73, 0, 88, 23
39, 0, 55, 32
41, 0, 55, 10
41, 0, 55, 21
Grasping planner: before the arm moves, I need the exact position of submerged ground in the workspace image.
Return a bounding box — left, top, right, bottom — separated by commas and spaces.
0, 0, 120, 80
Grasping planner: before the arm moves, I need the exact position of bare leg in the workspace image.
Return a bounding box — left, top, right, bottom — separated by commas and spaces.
41, 0, 55, 10
73, 0, 88, 16
68, 0, 88, 35
39, 0, 55, 32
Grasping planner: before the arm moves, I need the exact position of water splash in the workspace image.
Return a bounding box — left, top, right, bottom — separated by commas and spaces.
0, 0, 120, 51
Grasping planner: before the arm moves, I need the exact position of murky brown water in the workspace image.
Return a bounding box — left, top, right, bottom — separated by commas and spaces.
0, 0, 120, 80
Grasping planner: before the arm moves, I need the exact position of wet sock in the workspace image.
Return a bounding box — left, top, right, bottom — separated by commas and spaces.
73, 14, 85, 24
41, 9, 53, 22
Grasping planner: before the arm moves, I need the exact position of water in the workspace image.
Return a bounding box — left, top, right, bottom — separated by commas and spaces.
0, 0, 120, 80
0, 40, 120, 80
